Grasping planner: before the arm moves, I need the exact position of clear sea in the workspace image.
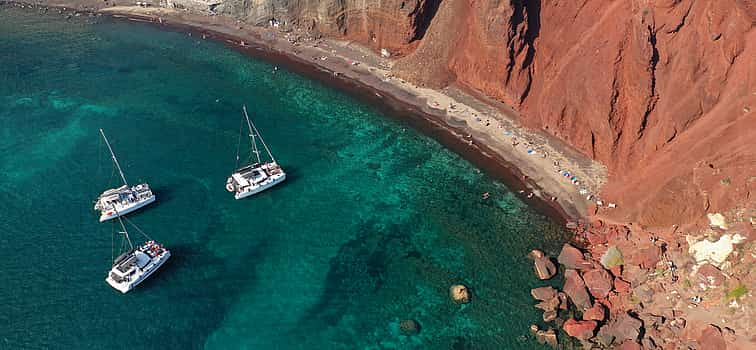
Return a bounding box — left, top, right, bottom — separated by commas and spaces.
0, 5, 568, 349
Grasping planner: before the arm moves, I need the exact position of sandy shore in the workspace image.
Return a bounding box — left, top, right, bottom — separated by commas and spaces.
5, 1, 608, 223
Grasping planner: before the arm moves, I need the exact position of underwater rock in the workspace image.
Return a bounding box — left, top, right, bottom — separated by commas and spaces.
399, 319, 421, 336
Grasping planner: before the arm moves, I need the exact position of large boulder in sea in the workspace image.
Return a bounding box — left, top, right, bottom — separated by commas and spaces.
558, 243, 593, 270
563, 269, 592, 310
563, 318, 597, 340
449, 284, 471, 304
531, 286, 558, 301
531, 325, 558, 348
582, 268, 614, 299
529, 249, 558, 279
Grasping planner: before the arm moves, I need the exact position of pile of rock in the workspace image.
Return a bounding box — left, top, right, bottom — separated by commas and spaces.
529, 212, 753, 349
528, 243, 646, 348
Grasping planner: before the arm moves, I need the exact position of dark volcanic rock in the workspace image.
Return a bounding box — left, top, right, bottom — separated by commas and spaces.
563, 318, 597, 340
531, 286, 558, 301
558, 243, 593, 270
563, 269, 592, 310
583, 268, 614, 299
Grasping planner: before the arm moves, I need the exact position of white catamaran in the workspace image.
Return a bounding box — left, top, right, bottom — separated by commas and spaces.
106, 214, 170, 293
226, 105, 286, 199
94, 129, 155, 222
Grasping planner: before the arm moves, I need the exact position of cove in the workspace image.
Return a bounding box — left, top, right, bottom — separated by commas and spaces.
0, 6, 568, 349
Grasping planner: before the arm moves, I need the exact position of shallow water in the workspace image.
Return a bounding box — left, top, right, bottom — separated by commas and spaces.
0, 6, 569, 349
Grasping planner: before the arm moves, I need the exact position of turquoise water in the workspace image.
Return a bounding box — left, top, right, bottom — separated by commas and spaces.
0, 6, 568, 349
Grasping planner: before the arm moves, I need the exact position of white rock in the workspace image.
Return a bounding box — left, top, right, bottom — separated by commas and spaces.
686, 233, 746, 267
707, 213, 728, 230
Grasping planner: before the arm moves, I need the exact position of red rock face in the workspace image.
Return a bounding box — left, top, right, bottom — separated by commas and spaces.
280, 0, 753, 228
389, 0, 755, 228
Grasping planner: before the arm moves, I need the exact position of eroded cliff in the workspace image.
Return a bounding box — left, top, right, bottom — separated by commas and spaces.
210, 0, 753, 228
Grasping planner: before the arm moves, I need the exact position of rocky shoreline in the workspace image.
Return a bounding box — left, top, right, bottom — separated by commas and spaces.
527, 214, 754, 349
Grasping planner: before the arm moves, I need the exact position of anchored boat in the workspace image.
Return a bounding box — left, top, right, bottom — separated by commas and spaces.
226, 105, 286, 199
94, 129, 155, 222
106, 214, 170, 293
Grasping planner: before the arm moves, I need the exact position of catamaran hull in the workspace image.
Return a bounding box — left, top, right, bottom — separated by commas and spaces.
234, 173, 286, 200
106, 250, 171, 293
99, 196, 156, 222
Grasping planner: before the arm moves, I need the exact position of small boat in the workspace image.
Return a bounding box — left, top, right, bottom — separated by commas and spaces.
93, 129, 155, 222
106, 214, 170, 293
226, 105, 286, 199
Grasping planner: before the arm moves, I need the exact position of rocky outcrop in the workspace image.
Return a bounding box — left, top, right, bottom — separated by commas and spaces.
531, 286, 557, 301
563, 318, 597, 340
582, 303, 606, 322
583, 268, 614, 299
563, 269, 592, 310
558, 243, 593, 270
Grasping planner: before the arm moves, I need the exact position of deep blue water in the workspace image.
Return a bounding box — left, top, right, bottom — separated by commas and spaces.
0, 6, 568, 349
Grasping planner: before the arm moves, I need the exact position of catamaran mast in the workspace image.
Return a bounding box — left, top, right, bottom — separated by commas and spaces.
114, 208, 134, 253
100, 129, 129, 187
242, 105, 277, 164
242, 106, 262, 164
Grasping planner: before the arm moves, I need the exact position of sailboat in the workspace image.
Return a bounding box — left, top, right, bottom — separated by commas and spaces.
105, 213, 170, 293
94, 129, 155, 222
225, 105, 286, 199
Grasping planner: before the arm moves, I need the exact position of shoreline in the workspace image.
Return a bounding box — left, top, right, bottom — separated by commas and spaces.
3, 1, 608, 227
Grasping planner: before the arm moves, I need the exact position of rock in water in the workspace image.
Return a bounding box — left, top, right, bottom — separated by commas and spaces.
529, 249, 557, 279
538, 329, 558, 348
582, 268, 614, 299
563, 269, 592, 310
543, 309, 558, 322
449, 284, 471, 304
558, 243, 592, 270
533, 255, 558, 280
600, 246, 624, 269
563, 318, 597, 340
531, 286, 558, 301
399, 319, 421, 336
